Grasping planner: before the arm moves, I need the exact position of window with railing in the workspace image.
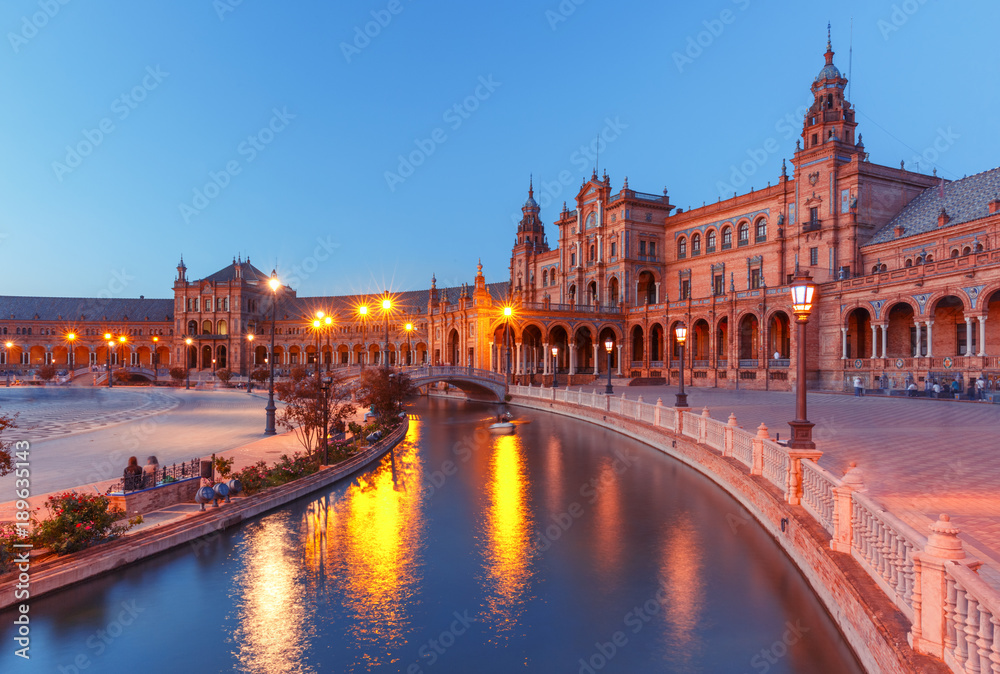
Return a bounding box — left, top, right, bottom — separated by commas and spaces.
691, 233, 701, 256
754, 218, 767, 242
722, 226, 732, 250
706, 229, 716, 253
737, 223, 749, 246
677, 237, 687, 259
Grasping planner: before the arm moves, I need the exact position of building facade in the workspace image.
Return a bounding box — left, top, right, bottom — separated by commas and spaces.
2, 37, 999, 393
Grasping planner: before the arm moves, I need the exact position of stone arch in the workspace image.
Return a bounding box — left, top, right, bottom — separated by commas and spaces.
737, 312, 759, 360
447, 328, 461, 366
597, 325, 620, 372
767, 311, 791, 359
216, 344, 227, 369
630, 324, 644, 363
637, 270, 657, 305
691, 318, 710, 361
574, 325, 595, 372
607, 276, 620, 305
648, 322, 663, 362
885, 302, 917, 357
521, 323, 545, 374
201, 344, 212, 369
931, 295, 969, 356
202, 320, 212, 335
216, 319, 228, 335
846, 307, 872, 360
549, 324, 569, 372
716, 316, 729, 363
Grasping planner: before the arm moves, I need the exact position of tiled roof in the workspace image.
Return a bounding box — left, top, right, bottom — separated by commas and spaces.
867, 167, 1000, 245
0, 296, 174, 323
278, 281, 511, 319
199, 260, 271, 284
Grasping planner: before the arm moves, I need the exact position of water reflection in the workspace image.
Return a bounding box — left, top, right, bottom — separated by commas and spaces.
659, 513, 705, 667
481, 433, 535, 634
231, 514, 317, 674
325, 427, 425, 667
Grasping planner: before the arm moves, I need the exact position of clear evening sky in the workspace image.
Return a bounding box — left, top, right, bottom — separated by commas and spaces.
0, 0, 997, 299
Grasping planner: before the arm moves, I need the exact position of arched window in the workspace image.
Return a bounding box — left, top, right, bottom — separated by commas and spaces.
691, 233, 701, 256
217, 320, 228, 335
951, 249, 959, 258
187, 320, 197, 335
738, 222, 749, 245
963, 246, 971, 255
589, 244, 595, 261
677, 237, 687, 259
754, 218, 767, 242
722, 226, 732, 249
542, 270, 548, 286
904, 258, 912, 267
202, 320, 212, 335
706, 229, 717, 252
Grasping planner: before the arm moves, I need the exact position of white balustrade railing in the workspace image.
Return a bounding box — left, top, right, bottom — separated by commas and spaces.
704, 418, 727, 452
944, 562, 1000, 674
656, 406, 676, 432
608, 395, 622, 415
761, 439, 790, 492
681, 411, 700, 439
851, 492, 924, 619
639, 401, 656, 424
800, 460, 838, 535
731, 427, 754, 468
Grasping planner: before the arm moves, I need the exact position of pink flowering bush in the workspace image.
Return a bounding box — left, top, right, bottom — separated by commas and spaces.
32, 492, 142, 555
0, 522, 29, 573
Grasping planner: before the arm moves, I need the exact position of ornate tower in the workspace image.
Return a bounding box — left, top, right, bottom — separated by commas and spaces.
515, 178, 548, 250
799, 25, 859, 155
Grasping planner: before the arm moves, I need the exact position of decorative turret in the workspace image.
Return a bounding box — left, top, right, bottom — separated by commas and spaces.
176, 255, 187, 282
515, 177, 549, 251
428, 273, 438, 308
799, 25, 859, 154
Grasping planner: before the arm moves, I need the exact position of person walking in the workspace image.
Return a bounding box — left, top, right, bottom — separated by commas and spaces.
907, 382, 918, 397
853, 375, 863, 397
932, 381, 942, 399
977, 376, 986, 401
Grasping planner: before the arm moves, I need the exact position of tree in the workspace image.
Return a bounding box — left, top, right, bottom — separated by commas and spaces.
36, 364, 57, 381
275, 374, 356, 457
0, 408, 17, 476
289, 366, 307, 383
169, 367, 187, 385
356, 366, 416, 420
215, 367, 233, 385
250, 368, 269, 383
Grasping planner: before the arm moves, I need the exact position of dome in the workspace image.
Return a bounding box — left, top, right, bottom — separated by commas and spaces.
524, 194, 538, 209
815, 63, 841, 82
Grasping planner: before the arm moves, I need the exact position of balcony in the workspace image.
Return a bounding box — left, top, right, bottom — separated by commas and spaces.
802, 219, 822, 233
638, 254, 659, 262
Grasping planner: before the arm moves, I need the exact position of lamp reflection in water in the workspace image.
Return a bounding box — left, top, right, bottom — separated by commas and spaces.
482, 433, 534, 635
324, 423, 424, 663
658, 513, 705, 668
231, 513, 316, 674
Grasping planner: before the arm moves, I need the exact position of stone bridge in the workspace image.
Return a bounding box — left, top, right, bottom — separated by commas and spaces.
408, 366, 508, 402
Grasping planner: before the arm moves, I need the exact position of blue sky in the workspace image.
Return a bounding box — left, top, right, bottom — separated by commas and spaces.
1, 0, 997, 299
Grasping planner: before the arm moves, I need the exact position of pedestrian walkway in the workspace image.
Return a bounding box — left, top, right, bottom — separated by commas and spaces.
568, 382, 1000, 582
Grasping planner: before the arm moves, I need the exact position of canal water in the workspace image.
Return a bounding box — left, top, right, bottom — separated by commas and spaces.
1, 398, 863, 673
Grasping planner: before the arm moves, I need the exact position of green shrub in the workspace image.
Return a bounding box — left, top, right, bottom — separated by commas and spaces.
32, 492, 142, 555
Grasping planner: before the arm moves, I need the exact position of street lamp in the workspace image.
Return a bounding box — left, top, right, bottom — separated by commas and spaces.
106, 337, 115, 388
551, 346, 559, 388
265, 270, 281, 435
674, 325, 689, 408
185, 337, 193, 389
246, 333, 255, 393
66, 332, 76, 372
604, 338, 614, 394
312, 316, 323, 387
358, 305, 369, 368
788, 270, 818, 449
381, 296, 392, 368
324, 314, 333, 372
405, 322, 413, 366
152, 335, 158, 384
502, 306, 513, 384
4, 341, 12, 387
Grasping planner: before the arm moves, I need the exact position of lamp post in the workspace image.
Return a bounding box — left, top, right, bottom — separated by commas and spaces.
104, 333, 113, 388
320, 376, 331, 466
265, 270, 280, 435
405, 322, 413, 366
788, 270, 817, 449
604, 338, 614, 394
5, 341, 12, 386
551, 346, 559, 388
312, 314, 323, 388
185, 337, 193, 389
324, 314, 332, 372
151, 335, 158, 384
358, 305, 368, 368
66, 332, 76, 373
382, 297, 392, 368
246, 333, 255, 393
502, 306, 513, 384
674, 325, 689, 408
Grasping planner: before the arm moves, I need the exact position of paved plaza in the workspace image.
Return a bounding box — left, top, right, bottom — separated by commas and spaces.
568, 382, 1000, 579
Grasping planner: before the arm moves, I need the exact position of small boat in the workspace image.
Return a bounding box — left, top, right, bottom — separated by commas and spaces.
488, 421, 516, 434
489, 408, 516, 434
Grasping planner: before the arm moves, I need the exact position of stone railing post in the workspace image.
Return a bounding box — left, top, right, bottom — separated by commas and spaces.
751, 423, 768, 476
654, 397, 663, 427
636, 395, 644, 420
676, 406, 684, 436
910, 514, 972, 659
831, 462, 864, 553
785, 447, 823, 506
606, 392, 611, 412
699, 407, 710, 445
724, 413, 737, 458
